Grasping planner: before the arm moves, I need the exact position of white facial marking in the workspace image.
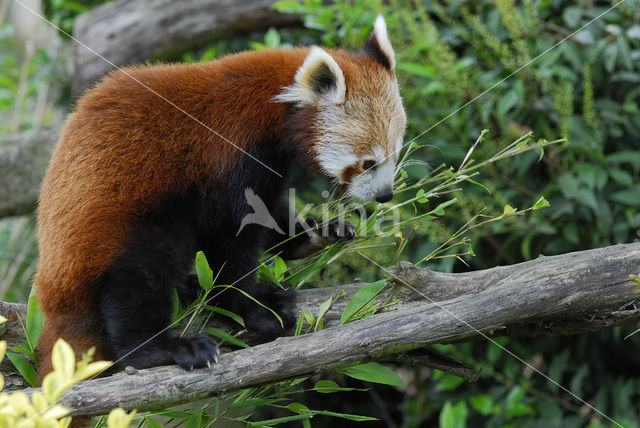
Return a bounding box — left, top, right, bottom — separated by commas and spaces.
316, 145, 358, 180
273, 47, 346, 106
347, 159, 395, 201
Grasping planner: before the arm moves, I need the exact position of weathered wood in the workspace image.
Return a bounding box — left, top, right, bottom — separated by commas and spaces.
4, 243, 637, 416
73, 0, 301, 95
0, 125, 61, 218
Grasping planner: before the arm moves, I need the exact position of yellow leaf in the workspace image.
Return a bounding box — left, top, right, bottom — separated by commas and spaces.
8, 391, 29, 413
0, 315, 7, 325
31, 391, 48, 412
107, 408, 137, 428
74, 361, 111, 382
0, 341, 7, 363
40, 403, 70, 421
42, 372, 71, 403
51, 339, 75, 381
502, 205, 517, 216
15, 418, 35, 428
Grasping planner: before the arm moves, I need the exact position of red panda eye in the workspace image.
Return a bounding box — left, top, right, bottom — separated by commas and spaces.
362, 160, 377, 171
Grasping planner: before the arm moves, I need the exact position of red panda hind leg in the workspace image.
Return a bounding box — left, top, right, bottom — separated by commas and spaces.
96, 215, 219, 370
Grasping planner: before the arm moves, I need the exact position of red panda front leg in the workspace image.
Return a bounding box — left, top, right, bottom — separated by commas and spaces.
264, 200, 356, 260
205, 247, 297, 339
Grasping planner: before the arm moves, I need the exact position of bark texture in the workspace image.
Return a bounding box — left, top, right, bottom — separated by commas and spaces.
73, 0, 301, 95
0, 125, 60, 218
0, 243, 636, 415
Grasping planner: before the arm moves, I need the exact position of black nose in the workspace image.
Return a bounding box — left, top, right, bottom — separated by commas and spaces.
375, 190, 393, 203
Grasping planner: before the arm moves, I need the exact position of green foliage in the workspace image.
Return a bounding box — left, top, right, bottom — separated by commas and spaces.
43, 0, 113, 35
274, 0, 640, 269
0, 23, 68, 134
0, 217, 37, 301
337, 362, 405, 387
7, 288, 44, 387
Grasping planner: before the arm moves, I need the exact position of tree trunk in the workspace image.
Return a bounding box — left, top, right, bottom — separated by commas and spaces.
0, 125, 60, 218
72, 0, 301, 95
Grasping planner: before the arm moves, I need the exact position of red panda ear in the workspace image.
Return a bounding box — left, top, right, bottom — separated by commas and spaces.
274, 47, 346, 105
363, 14, 395, 71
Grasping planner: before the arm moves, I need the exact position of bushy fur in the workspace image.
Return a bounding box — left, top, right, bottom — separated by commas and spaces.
35, 18, 404, 381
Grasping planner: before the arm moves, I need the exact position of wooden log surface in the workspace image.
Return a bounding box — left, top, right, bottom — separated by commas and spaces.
72, 0, 301, 95
0, 124, 61, 218
1, 243, 637, 415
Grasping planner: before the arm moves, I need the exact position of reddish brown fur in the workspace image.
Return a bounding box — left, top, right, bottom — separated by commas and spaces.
35, 47, 390, 381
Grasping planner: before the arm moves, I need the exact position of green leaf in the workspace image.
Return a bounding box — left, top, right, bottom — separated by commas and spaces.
248, 414, 312, 426
532, 196, 550, 210
340, 280, 386, 324
195, 251, 214, 291
6, 352, 37, 387
314, 380, 340, 393
228, 398, 284, 411
212, 285, 283, 328
315, 297, 333, 331
398, 62, 438, 78
204, 327, 249, 349
502, 205, 517, 216
26, 290, 44, 350
311, 410, 377, 421
264, 27, 281, 48
337, 362, 405, 386
574, 188, 599, 212
439, 401, 468, 428
313, 380, 365, 393
145, 418, 165, 428
416, 189, 429, 203
435, 373, 464, 391
468, 395, 498, 415
505, 386, 533, 417
430, 198, 458, 216
288, 402, 312, 414
609, 188, 640, 206
184, 408, 202, 428
497, 89, 519, 117
204, 306, 244, 326
274, 256, 287, 279
607, 150, 640, 168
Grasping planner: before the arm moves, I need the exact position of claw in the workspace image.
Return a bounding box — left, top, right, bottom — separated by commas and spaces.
207, 360, 211, 369
189, 365, 193, 371
213, 353, 219, 364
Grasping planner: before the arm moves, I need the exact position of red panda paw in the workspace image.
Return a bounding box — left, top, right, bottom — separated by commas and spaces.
322, 219, 356, 241
243, 284, 296, 339
172, 333, 219, 371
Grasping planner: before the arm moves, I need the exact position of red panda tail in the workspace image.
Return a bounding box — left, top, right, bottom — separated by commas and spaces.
36, 312, 109, 385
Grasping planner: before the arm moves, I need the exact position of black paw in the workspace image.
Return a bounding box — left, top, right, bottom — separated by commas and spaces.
322, 219, 356, 240
171, 333, 219, 371
243, 283, 296, 339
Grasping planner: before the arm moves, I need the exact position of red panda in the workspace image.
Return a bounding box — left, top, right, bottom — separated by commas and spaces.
35, 15, 406, 380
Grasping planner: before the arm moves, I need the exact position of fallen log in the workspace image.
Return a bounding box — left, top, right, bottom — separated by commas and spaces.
0, 124, 61, 218
73, 0, 301, 95
0, 243, 636, 414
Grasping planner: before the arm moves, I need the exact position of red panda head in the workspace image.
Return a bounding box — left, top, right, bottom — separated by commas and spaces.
275, 15, 406, 203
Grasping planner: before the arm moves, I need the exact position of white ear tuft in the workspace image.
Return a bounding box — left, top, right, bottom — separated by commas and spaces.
273, 47, 346, 105
364, 14, 395, 71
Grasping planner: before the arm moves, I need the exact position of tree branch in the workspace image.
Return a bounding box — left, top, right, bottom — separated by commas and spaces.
0, 125, 61, 218
1, 243, 637, 414
72, 0, 301, 95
